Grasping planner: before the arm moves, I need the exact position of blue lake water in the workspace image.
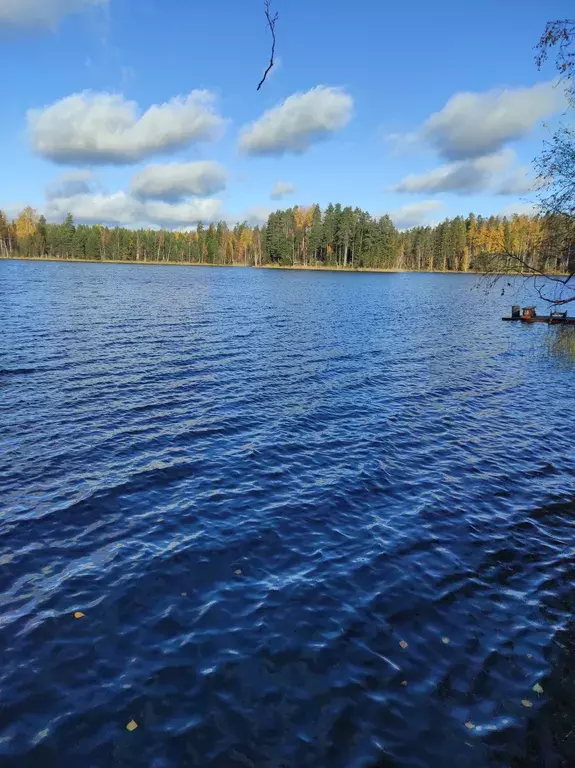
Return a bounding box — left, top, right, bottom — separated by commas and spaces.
1, 260, 574, 767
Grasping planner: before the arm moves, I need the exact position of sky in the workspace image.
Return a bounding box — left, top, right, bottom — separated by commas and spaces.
0, 0, 572, 230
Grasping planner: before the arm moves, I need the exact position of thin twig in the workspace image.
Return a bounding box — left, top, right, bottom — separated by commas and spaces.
500, 246, 567, 283
257, 0, 279, 91
479, 239, 575, 306
536, 19, 575, 102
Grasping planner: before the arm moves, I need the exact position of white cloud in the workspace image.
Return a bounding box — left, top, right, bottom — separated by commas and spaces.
223, 206, 271, 227
499, 201, 538, 217
495, 166, 542, 196
46, 170, 98, 199
44, 192, 222, 227
239, 86, 353, 156
0, 0, 108, 29
29, 90, 224, 165
241, 205, 272, 226
0, 201, 33, 220
142, 199, 222, 227
385, 131, 421, 155
270, 181, 296, 200
420, 82, 563, 160
131, 161, 227, 201
390, 149, 514, 195
389, 200, 445, 230
45, 192, 140, 225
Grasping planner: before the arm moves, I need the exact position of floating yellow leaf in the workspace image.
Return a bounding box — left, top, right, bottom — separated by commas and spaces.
126, 720, 138, 732
235, 569, 242, 575
401, 680, 407, 686
465, 721, 475, 730
532, 683, 544, 695
521, 700, 533, 708
74, 612, 85, 619
442, 637, 450, 644
399, 640, 408, 649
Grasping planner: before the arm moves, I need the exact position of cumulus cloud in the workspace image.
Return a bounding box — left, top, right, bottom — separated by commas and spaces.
499, 201, 538, 217
241, 205, 272, 226
0, 0, 108, 29
239, 86, 353, 156
46, 169, 98, 199
29, 90, 224, 165
270, 181, 296, 200
495, 166, 542, 196
0, 201, 31, 220
389, 200, 445, 230
390, 150, 514, 195
420, 82, 563, 161
142, 199, 222, 227
44, 192, 222, 227
131, 161, 227, 202
45, 192, 140, 226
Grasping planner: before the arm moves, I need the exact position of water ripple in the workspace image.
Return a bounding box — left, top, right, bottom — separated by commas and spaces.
1, 262, 574, 767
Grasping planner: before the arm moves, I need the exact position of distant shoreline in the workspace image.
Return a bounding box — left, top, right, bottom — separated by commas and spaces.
0, 255, 245, 269
0, 255, 564, 278
258, 263, 477, 275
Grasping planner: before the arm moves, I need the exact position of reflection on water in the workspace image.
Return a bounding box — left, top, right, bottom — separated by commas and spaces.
0, 262, 574, 768
544, 326, 575, 367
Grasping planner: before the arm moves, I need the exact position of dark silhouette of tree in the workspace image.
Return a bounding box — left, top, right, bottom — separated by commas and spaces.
257, 0, 278, 91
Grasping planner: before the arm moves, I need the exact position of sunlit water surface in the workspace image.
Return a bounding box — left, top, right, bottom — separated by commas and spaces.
1, 261, 574, 768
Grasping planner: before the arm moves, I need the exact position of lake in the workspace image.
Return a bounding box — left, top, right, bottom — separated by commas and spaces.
1, 260, 574, 768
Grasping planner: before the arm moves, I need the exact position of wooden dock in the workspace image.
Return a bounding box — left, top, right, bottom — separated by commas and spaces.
502, 305, 575, 325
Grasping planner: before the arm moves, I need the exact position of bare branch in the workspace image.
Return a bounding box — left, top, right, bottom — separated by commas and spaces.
257, 0, 279, 91
536, 19, 575, 103
477, 19, 575, 310
477, 218, 575, 307
540, 292, 575, 306
499, 245, 568, 284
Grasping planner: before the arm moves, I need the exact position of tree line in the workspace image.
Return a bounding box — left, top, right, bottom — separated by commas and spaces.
1, 204, 573, 275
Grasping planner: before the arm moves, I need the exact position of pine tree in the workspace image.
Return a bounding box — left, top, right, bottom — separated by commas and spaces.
85, 227, 100, 260
322, 204, 336, 265
59, 213, 75, 258
36, 215, 47, 257
307, 205, 323, 264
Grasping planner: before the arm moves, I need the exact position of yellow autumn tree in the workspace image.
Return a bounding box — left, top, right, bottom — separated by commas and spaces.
238, 227, 253, 263
15, 207, 38, 244
293, 205, 314, 264
227, 231, 236, 264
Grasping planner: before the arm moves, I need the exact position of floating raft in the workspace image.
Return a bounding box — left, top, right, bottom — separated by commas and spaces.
502, 305, 575, 325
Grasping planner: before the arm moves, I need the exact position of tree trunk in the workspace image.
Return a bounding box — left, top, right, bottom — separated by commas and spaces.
568, 243, 575, 276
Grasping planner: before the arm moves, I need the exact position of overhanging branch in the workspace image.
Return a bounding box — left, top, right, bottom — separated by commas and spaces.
479, 239, 575, 306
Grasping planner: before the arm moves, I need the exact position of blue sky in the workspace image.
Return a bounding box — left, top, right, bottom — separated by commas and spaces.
0, 0, 572, 229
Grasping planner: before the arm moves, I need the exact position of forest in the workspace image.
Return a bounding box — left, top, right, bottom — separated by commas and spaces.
1, 203, 574, 275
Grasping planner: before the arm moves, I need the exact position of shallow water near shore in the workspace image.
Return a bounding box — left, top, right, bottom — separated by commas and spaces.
1, 260, 574, 767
